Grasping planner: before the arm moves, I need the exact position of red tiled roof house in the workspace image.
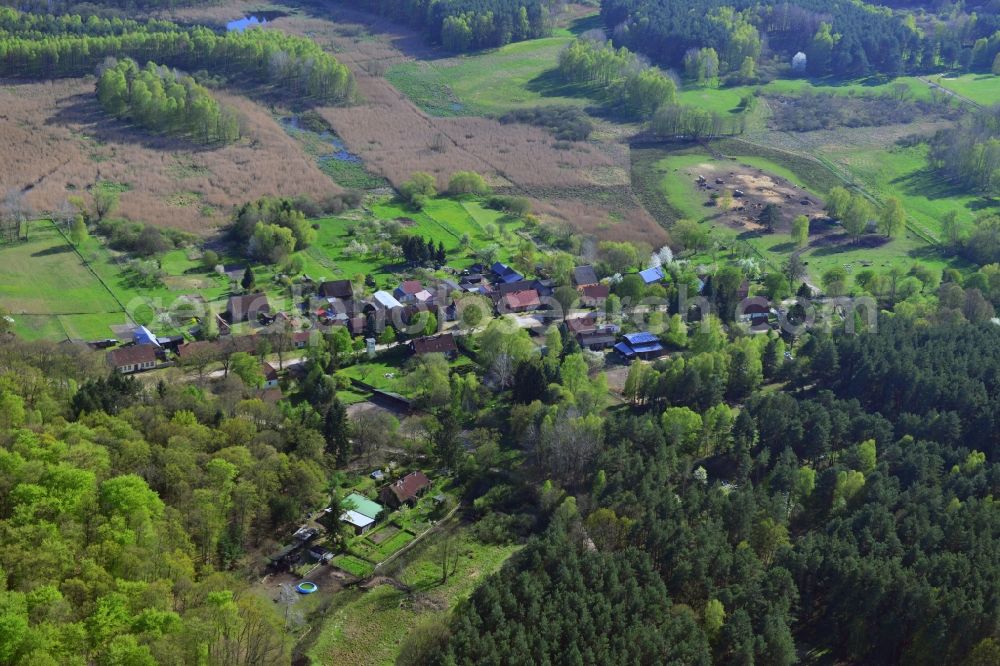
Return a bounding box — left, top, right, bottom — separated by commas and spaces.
107, 345, 157, 373
379, 471, 431, 509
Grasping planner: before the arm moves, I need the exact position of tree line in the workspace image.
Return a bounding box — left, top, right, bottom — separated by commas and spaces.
601, 0, 1000, 78
97, 58, 239, 144
354, 0, 550, 52
0, 7, 178, 37
557, 37, 677, 119
0, 9, 356, 103
929, 105, 1000, 197
6, 0, 204, 12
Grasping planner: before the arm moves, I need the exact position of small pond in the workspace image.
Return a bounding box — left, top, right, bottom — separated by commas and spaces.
280, 116, 362, 164
226, 10, 288, 32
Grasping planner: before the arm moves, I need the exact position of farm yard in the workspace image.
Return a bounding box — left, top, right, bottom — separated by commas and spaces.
644, 151, 827, 232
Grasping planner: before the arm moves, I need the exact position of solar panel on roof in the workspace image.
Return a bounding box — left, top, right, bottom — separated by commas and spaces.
624, 332, 659, 345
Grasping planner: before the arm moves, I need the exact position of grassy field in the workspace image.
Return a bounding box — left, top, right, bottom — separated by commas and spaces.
386, 36, 586, 116
298, 196, 521, 289
819, 143, 1000, 235
677, 76, 933, 115
632, 143, 964, 282
929, 73, 1000, 106
308, 526, 520, 666
0, 222, 131, 340
385, 12, 601, 116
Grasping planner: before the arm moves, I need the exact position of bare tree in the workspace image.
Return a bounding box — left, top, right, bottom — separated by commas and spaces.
54, 199, 77, 230
268, 330, 293, 370
436, 526, 461, 584
352, 409, 400, 466
1, 189, 32, 242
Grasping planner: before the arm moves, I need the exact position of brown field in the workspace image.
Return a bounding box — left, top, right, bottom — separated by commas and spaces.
0, 78, 340, 233
4, 1, 667, 244
272, 6, 668, 245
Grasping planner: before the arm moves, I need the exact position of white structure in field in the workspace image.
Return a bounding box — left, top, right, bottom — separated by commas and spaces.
792, 52, 807, 73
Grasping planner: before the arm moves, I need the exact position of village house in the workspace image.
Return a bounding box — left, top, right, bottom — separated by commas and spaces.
566, 312, 598, 331
572, 265, 599, 288
107, 345, 157, 373
318, 279, 354, 300
614, 331, 665, 361
579, 284, 610, 308
739, 302, 772, 332
379, 471, 432, 510
292, 330, 313, 349
410, 332, 459, 359
459, 273, 484, 288
577, 324, 619, 350
394, 280, 425, 304
132, 325, 159, 346
225, 293, 271, 323
501, 289, 541, 313
494, 279, 537, 297
261, 362, 279, 389
638, 266, 666, 286
532, 278, 555, 297
491, 261, 524, 285
339, 492, 384, 535
371, 290, 403, 312
176, 334, 260, 364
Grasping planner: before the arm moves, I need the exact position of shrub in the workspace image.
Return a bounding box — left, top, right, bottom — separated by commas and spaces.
447, 171, 490, 195
486, 195, 531, 217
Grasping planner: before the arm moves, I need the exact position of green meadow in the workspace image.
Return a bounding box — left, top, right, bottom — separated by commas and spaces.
929, 73, 1000, 106
308, 527, 520, 666
817, 143, 1000, 237
386, 36, 586, 116
634, 144, 964, 283
0, 222, 129, 340
676, 76, 932, 115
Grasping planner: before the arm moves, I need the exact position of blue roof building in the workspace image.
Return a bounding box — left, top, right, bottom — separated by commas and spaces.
639, 266, 665, 285
500, 270, 525, 284
615, 331, 664, 361
491, 262, 524, 284
133, 326, 159, 346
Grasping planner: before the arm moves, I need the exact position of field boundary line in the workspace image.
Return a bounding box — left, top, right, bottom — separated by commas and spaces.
918, 76, 982, 110
421, 207, 464, 241
49, 219, 136, 326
